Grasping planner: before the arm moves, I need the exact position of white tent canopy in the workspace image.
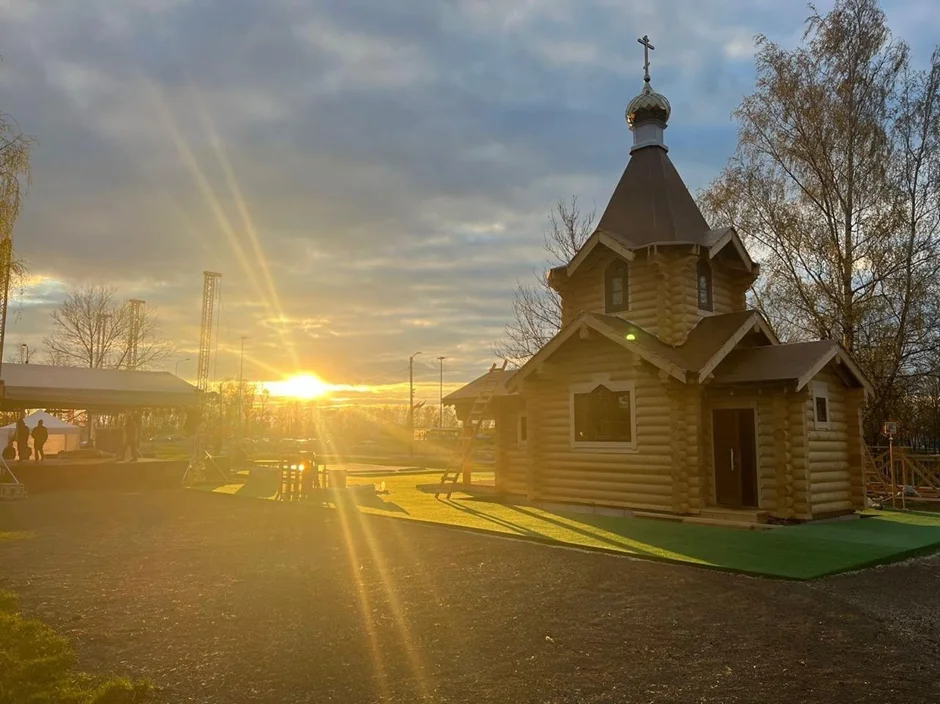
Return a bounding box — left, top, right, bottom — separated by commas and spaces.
2, 410, 82, 456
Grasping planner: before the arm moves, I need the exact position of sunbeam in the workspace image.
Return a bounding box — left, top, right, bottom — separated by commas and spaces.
187, 83, 302, 371
146, 80, 272, 322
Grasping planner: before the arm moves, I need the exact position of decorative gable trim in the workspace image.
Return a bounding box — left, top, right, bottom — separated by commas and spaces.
796, 346, 872, 398
566, 230, 635, 278
705, 227, 755, 272
506, 313, 685, 394
697, 312, 780, 383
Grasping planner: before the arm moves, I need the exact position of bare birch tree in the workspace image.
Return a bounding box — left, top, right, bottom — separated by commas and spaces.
699, 0, 940, 435
43, 284, 174, 369
0, 106, 32, 363
494, 196, 595, 366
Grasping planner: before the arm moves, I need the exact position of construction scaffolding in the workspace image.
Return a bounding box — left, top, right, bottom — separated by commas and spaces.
183, 271, 226, 485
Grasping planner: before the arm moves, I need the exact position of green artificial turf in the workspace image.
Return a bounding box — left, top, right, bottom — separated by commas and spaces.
204, 472, 940, 580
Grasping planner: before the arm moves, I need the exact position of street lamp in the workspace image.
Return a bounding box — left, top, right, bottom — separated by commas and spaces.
174, 358, 191, 376
409, 351, 422, 456
237, 336, 249, 440
436, 356, 446, 426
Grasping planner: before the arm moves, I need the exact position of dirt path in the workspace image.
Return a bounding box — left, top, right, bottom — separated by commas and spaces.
1, 491, 937, 703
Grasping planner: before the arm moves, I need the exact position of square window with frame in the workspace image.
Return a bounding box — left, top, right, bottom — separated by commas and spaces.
570, 381, 636, 451
813, 382, 830, 429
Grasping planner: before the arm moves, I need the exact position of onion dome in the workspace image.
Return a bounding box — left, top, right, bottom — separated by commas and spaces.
626, 82, 671, 126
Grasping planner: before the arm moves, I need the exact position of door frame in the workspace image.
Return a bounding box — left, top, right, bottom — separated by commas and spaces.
709, 401, 761, 509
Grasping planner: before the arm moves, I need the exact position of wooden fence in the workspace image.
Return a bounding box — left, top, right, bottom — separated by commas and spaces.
865, 445, 940, 505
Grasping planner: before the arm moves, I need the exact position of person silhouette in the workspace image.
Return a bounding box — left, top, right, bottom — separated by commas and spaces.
32, 419, 48, 462
15, 417, 30, 462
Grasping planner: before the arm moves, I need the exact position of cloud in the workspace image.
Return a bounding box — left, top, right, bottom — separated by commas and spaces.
0, 0, 934, 397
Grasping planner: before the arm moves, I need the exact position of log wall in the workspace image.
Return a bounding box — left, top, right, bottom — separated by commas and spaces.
559, 246, 749, 342
519, 333, 694, 512
560, 248, 660, 335
804, 368, 860, 516
495, 403, 529, 496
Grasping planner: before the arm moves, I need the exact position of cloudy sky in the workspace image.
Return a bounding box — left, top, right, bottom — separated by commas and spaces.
0, 0, 936, 403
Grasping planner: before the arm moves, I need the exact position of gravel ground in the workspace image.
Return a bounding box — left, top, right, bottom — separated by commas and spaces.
1, 490, 938, 704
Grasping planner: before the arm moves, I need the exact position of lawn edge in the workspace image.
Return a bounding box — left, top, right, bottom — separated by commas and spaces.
190, 486, 817, 581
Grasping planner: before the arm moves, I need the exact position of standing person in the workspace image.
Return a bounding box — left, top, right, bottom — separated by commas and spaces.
123, 414, 140, 462
15, 417, 30, 462
31, 419, 48, 462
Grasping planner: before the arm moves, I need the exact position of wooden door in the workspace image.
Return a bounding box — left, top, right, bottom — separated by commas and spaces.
712, 408, 758, 508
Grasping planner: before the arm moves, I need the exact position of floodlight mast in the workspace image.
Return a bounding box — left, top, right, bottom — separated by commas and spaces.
183, 271, 224, 485
196, 273, 222, 393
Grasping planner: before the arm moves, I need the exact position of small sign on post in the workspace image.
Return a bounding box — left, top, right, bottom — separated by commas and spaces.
881, 421, 900, 509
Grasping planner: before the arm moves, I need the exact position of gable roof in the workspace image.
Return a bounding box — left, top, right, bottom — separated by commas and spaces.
594, 146, 710, 248
0, 363, 200, 411
563, 230, 635, 280
710, 341, 872, 395
702, 227, 756, 273
505, 312, 690, 393
448, 311, 869, 400
442, 368, 516, 404
684, 311, 778, 381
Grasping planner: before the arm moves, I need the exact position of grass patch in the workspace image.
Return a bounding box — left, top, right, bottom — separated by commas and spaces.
0, 590, 151, 703
203, 472, 940, 579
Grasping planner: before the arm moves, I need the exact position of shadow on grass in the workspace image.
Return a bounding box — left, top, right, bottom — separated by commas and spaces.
501, 503, 662, 558
345, 491, 410, 515
437, 498, 544, 538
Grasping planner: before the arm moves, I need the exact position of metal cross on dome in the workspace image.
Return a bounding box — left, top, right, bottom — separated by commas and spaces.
637, 34, 654, 83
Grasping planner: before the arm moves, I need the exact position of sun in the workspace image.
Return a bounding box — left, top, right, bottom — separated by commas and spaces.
266, 374, 331, 399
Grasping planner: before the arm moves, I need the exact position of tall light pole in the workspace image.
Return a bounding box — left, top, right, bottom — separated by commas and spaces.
409, 351, 422, 456
174, 357, 191, 376
237, 336, 249, 439
436, 356, 446, 427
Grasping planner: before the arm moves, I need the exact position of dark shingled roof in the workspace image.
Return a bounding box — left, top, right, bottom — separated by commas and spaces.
595, 146, 710, 247
680, 310, 767, 372
450, 311, 775, 400
596, 310, 768, 376
443, 369, 516, 404
589, 314, 691, 372
710, 341, 840, 386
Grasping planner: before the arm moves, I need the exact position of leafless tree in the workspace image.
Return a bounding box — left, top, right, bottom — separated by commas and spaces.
699, 0, 940, 436
0, 111, 30, 241
43, 284, 174, 369
0, 105, 32, 362
494, 196, 595, 366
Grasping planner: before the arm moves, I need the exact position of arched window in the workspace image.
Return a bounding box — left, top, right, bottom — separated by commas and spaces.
697, 258, 713, 311
605, 260, 629, 313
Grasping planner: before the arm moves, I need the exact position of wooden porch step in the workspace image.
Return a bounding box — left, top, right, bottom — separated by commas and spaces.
631, 511, 684, 522
698, 508, 770, 524
683, 517, 778, 531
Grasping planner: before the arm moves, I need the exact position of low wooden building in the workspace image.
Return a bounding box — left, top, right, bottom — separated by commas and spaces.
446, 54, 870, 522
